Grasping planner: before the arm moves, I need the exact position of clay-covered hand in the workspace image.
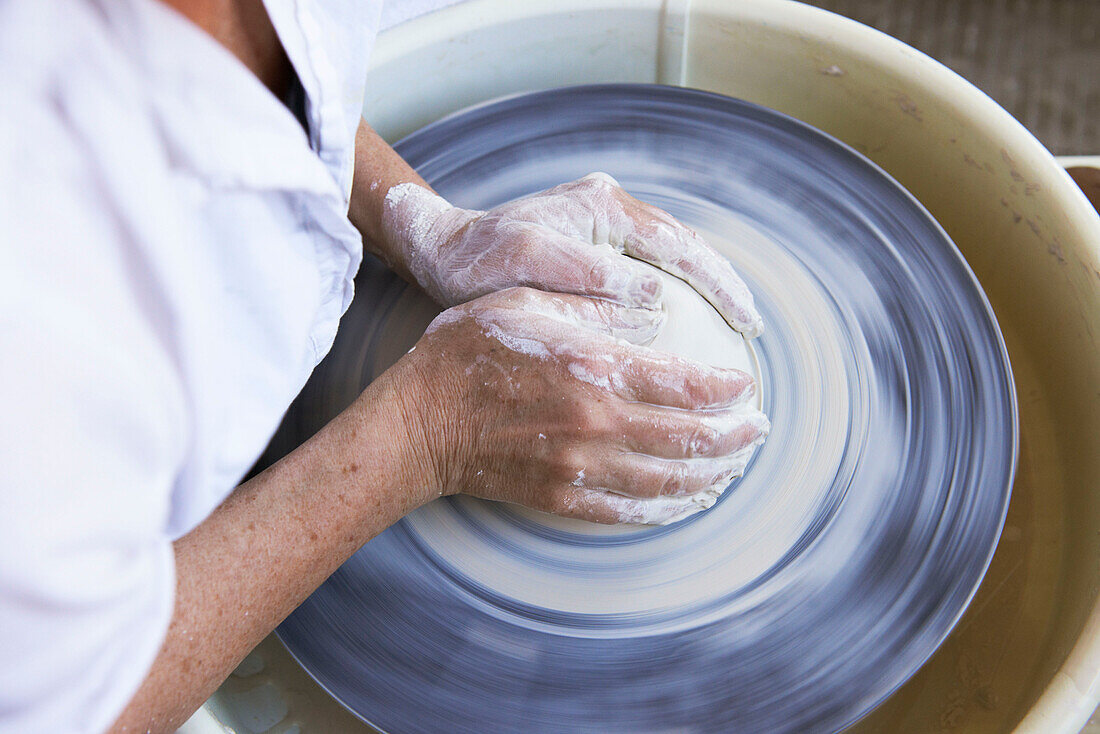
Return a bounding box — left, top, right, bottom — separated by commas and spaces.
381, 173, 764, 338
396, 287, 769, 524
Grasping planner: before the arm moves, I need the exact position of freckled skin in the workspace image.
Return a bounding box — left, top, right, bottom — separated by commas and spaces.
410, 288, 767, 520
380, 174, 764, 337
115, 291, 766, 733
110, 5, 766, 730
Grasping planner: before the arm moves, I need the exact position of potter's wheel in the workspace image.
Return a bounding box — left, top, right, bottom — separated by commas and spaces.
272, 85, 1017, 733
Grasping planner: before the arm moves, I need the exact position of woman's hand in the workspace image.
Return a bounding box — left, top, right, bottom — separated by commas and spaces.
381, 173, 764, 338
395, 287, 768, 525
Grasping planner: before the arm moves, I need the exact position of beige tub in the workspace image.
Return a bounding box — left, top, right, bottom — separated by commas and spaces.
192, 1, 1100, 731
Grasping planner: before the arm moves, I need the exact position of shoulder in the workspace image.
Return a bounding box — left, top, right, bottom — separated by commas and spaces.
0, 9, 186, 731
0, 1, 173, 214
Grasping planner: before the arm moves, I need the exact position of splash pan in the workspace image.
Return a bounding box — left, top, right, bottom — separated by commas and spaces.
275, 85, 1017, 733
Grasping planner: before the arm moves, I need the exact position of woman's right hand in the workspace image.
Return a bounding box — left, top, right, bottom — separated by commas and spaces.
394, 287, 769, 525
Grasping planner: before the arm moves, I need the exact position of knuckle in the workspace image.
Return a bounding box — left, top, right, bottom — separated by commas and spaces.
660, 462, 690, 497
571, 404, 608, 435
549, 444, 584, 478
478, 287, 516, 307
566, 356, 617, 395
585, 254, 614, 284
585, 256, 630, 293
496, 285, 541, 309
425, 303, 472, 334
535, 486, 569, 515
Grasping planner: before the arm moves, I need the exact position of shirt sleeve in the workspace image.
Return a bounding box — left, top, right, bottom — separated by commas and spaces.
260, 0, 383, 196
0, 95, 185, 734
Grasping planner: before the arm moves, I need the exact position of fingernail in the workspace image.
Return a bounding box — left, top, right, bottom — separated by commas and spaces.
616, 307, 664, 345
621, 306, 663, 328
629, 272, 663, 307
738, 312, 765, 339
754, 413, 772, 442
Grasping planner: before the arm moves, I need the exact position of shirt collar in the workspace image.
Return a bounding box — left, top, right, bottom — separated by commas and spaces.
102, 0, 343, 198
260, 0, 359, 199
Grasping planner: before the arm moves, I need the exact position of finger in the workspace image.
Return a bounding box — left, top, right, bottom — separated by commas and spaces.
576, 448, 760, 500
610, 342, 757, 409
620, 208, 764, 338
470, 295, 754, 409
530, 174, 764, 337
552, 335, 756, 408
545, 484, 720, 525
511, 227, 664, 309
615, 405, 770, 459
479, 287, 666, 344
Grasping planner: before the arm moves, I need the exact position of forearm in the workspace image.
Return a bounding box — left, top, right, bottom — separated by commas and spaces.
110, 370, 434, 733
348, 120, 434, 282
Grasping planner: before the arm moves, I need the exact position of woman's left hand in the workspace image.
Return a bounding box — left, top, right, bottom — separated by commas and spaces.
381, 172, 764, 338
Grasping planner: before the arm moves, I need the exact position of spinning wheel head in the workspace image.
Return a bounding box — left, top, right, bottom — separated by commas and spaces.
275, 85, 1017, 734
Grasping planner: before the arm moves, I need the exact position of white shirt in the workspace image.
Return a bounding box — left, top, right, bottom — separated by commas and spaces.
0, 0, 380, 731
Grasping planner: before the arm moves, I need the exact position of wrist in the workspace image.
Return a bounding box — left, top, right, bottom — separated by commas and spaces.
298, 362, 441, 527
364, 350, 455, 508
380, 183, 480, 303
